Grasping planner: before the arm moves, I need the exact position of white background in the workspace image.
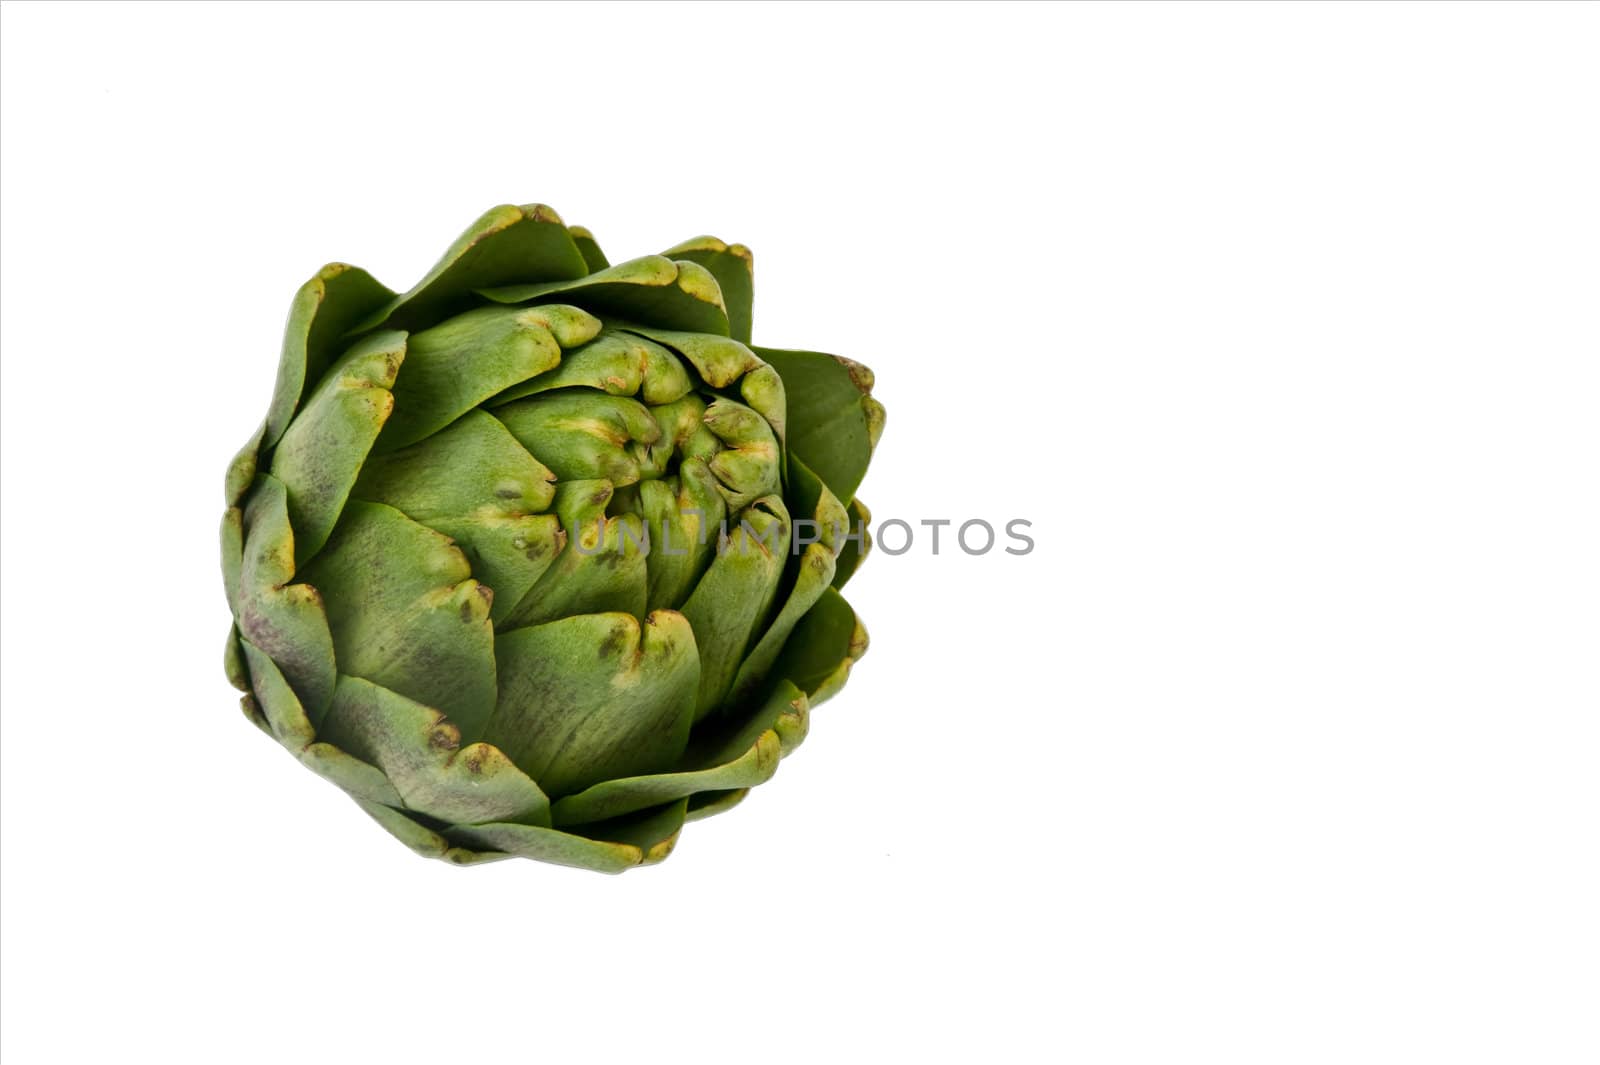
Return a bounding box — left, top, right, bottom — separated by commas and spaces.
3, 3, 1597, 1061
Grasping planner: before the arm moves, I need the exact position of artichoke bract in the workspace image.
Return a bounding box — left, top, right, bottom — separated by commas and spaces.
221, 204, 883, 871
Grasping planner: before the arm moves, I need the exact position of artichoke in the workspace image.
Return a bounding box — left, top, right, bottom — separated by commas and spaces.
221, 204, 883, 871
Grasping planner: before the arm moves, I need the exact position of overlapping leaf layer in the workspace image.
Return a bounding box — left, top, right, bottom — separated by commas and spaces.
222, 205, 882, 870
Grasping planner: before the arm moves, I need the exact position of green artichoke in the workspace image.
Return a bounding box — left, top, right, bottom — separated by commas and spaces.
221, 204, 883, 871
